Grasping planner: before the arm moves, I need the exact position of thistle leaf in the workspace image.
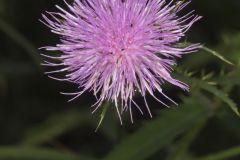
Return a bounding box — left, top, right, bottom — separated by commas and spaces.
178, 75, 240, 117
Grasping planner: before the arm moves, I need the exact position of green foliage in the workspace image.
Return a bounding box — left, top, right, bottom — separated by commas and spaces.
105, 97, 210, 160
167, 118, 207, 160
197, 146, 240, 160
21, 109, 90, 146
0, 18, 40, 69
177, 74, 240, 117
0, 147, 97, 160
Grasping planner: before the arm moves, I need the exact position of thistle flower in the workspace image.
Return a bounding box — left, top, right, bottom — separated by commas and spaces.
41, 0, 201, 123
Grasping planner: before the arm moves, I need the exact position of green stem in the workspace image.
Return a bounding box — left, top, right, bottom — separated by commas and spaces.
167, 114, 207, 160
197, 146, 240, 160
0, 18, 41, 70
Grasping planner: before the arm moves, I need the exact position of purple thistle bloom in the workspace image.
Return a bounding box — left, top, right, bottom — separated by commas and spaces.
41, 0, 201, 123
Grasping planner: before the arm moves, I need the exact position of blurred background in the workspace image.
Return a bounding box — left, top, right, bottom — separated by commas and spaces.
0, 0, 240, 160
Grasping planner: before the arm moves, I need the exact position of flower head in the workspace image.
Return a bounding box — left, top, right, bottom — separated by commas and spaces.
41, 0, 201, 123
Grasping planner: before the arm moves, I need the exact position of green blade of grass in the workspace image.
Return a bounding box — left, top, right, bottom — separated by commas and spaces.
104, 97, 209, 160
0, 18, 41, 69
0, 146, 97, 160
167, 116, 207, 160
197, 146, 240, 160
21, 109, 90, 146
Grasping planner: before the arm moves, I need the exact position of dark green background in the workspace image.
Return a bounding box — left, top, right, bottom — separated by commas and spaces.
0, 0, 240, 160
